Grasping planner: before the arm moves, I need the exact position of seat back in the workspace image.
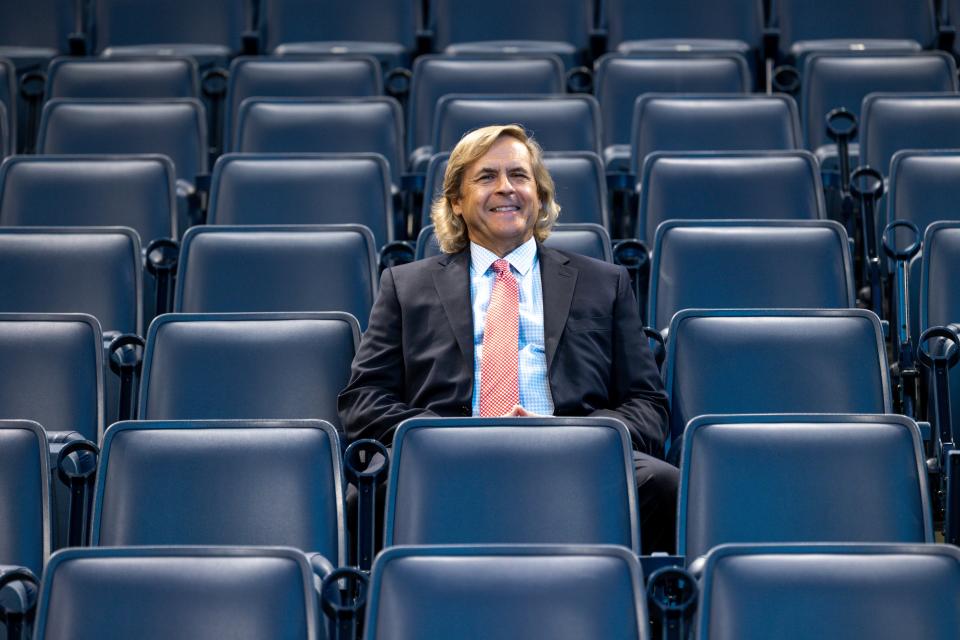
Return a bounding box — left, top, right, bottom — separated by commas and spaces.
697, 543, 960, 640
207, 153, 394, 248
262, 0, 419, 53
0, 0, 76, 52
175, 225, 377, 329
45, 57, 199, 100
415, 223, 613, 261
138, 312, 359, 433
94, 0, 249, 52
649, 220, 853, 331
860, 93, 960, 176
680, 415, 931, 560
0, 420, 49, 577
0, 58, 15, 156
888, 150, 960, 245
33, 546, 320, 640
637, 150, 824, 244
366, 545, 648, 640
603, 0, 764, 49
93, 419, 345, 565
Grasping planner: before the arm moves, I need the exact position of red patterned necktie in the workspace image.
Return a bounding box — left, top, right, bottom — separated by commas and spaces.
479, 258, 520, 417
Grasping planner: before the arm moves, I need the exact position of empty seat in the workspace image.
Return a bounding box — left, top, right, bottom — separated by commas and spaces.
697, 543, 960, 640
630, 94, 802, 177
93, 419, 345, 566
679, 414, 930, 561
595, 53, 750, 170
0, 0, 79, 68
232, 97, 404, 187
648, 220, 853, 331
365, 545, 649, 640
860, 93, 960, 176
0, 57, 14, 155
45, 57, 199, 100
225, 56, 381, 148
416, 222, 613, 261
385, 417, 638, 549
32, 546, 321, 640
207, 153, 394, 248
889, 150, 960, 241
174, 225, 377, 329
138, 312, 359, 433
0, 420, 49, 577
637, 151, 824, 244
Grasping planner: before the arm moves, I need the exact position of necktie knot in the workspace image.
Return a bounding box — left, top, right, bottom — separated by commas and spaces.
492, 259, 512, 278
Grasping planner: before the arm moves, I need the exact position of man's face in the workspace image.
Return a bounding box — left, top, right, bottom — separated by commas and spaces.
452, 136, 540, 257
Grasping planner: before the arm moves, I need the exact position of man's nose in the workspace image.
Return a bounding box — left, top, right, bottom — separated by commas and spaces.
494, 172, 515, 193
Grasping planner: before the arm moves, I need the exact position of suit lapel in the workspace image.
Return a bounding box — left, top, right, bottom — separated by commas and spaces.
539, 245, 578, 371
433, 250, 474, 365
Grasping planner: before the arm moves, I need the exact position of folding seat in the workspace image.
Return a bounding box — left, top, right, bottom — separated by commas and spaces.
138, 312, 359, 433
407, 54, 565, 169
32, 547, 322, 640
421, 150, 608, 230
224, 56, 382, 150
232, 97, 404, 188
594, 53, 751, 171
262, 0, 421, 70
385, 417, 638, 549
206, 153, 395, 250
648, 220, 853, 332
174, 225, 377, 330
697, 543, 960, 640
93, 419, 345, 566
416, 222, 613, 261
45, 57, 199, 101
0, 58, 14, 156
427, 0, 593, 67
365, 545, 649, 640
630, 94, 802, 178
0, 420, 49, 577
679, 414, 930, 563
637, 151, 824, 244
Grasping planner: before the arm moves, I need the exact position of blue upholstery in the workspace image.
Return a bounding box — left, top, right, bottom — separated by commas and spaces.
637, 151, 824, 244
0, 154, 177, 244
225, 56, 381, 151
174, 225, 377, 330
648, 220, 853, 331
0, 0, 76, 64
416, 223, 613, 262
679, 414, 931, 561
630, 94, 802, 177
0, 420, 49, 577
421, 151, 608, 230
0, 101, 7, 158
0, 58, 14, 156
664, 309, 891, 447
45, 57, 199, 100
889, 150, 960, 243
385, 418, 638, 549
93, 419, 345, 566
138, 312, 359, 433
860, 93, 960, 177
697, 543, 960, 640
0, 314, 103, 441
207, 153, 394, 248
433, 94, 601, 155
33, 546, 321, 640
594, 53, 750, 170
232, 97, 404, 186
365, 545, 649, 640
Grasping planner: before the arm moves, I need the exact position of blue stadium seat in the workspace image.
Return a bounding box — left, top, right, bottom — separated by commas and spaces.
174, 225, 377, 329
93, 419, 345, 566
45, 57, 199, 100
232, 97, 404, 187
0, 101, 8, 158
594, 53, 750, 171
138, 312, 359, 433
860, 93, 960, 177
648, 220, 853, 332
637, 151, 824, 244
0, 57, 15, 155
0, 0, 80, 67
385, 417, 638, 549
32, 546, 322, 640
416, 222, 613, 261
0, 420, 49, 577
679, 414, 931, 562
697, 543, 960, 640
365, 545, 649, 640
630, 94, 802, 177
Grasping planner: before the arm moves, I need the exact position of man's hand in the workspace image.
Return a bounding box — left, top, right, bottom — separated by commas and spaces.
505, 405, 546, 417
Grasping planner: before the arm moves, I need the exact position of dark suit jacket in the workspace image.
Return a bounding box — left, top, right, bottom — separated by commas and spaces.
337, 244, 670, 457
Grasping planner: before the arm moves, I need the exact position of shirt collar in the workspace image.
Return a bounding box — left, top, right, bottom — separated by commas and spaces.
469, 236, 538, 277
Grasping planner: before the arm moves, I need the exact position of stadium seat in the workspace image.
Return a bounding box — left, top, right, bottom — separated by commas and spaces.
0, 0, 80, 68
174, 225, 377, 329
860, 93, 960, 177
637, 150, 824, 244
0, 57, 15, 155
0, 420, 49, 577
679, 414, 931, 561
648, 220, 853, 332
45, 57, 199, 100
0, 101, 8, 158
207, 153, 395, 249
138, 312, 359, 433
697, 543, 960, 640
385, 417, 638, 549
416, 222, 613, 261
92, 419, 345, 566
365, 545, 649, 640
32, 546, 322, 640
231, 97, 404, 188
594, 53, 751, 171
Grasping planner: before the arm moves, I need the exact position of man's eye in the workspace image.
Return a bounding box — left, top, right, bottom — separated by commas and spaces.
511, 172, 530, 180
477, 174, 495, 182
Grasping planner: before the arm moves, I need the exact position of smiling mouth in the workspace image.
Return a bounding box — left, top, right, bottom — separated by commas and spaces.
489, 205, 520, 212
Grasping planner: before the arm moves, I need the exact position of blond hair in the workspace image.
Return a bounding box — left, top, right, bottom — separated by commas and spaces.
430, 124, 560, 254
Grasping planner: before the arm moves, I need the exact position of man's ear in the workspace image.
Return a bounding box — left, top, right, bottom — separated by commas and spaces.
451, 197, 462, 216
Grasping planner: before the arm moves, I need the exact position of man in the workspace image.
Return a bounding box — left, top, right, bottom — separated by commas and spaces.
338, 124, 677, 553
